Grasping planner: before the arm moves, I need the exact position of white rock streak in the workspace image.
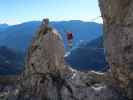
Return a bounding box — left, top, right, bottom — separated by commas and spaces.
91, 71, 104, 75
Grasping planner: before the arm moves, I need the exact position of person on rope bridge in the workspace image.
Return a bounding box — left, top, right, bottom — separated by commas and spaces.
66, 32, 73, 50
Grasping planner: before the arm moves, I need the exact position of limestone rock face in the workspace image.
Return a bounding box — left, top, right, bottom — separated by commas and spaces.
18, 19, 128, 100
99, 0, 133, 99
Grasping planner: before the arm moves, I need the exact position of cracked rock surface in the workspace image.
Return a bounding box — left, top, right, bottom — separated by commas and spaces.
17, 20, 127, 100
99, 0, 133, 99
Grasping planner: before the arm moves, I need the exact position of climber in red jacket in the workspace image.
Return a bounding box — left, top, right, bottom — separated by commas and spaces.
66, 32, 73, 49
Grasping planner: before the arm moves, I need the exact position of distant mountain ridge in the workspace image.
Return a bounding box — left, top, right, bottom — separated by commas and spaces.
0, 24, 9, 31
0, 20, 104, 73
65, 47, 107, 71
64, 36, 107, 71
0, 46, 24, 75
0, 20, 103, 52
0, 21, 40, 52
77, 36, 103, 48
51, 20, 103, 48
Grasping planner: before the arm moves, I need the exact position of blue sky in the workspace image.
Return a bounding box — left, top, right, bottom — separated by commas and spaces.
0, 0, 102, 25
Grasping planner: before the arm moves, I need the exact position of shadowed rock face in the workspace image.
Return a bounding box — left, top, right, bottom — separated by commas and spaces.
17, 19, 128, 100
99, 0, 133, 99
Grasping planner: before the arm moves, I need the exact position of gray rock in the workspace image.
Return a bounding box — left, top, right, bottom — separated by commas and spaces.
19, 19, 127, 100
99, 0, 133, 99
